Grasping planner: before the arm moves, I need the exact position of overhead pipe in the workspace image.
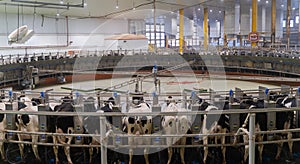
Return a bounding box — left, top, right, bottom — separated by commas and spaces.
11, 0, 85, 8
0, 2, 68, 9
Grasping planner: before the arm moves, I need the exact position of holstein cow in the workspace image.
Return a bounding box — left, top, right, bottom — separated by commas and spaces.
51, 96, 76, 164
161, 96, 191, 164
0, 97, 7, 160
196, 97, 229, 164
83, 97, 115, 163
15, 96, 40, 161
234, 99, 265, 163
122, 96, 152, 164
273, 96, 296, 160
30, 96, 75, 164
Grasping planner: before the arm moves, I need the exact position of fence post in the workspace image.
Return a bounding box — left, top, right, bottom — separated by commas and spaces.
100, 116, 107, 164
249, 113, 256, 164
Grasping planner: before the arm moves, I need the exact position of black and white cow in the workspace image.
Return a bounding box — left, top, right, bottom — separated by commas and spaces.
161, 96, 191, 164
83, 96, 115, 163
274, 96, 296, 160
234, 98, 265, 163
15, 96, 40, 161
196, 97, 229, 164
50, 96, 76, 164
122, 96, 152, 164
0, 97, 7, 160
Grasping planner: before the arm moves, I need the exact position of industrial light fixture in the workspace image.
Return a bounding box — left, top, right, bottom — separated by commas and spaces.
116, 0, 119, 9
281, 4, 284, 8
198, 8, 200, 11
293, 7, 296, 10
219, 10, 221, 13
266, 1, 269, 4
60, 0, 63, 4
210, 9, 212, 12
132, 0, 135, 10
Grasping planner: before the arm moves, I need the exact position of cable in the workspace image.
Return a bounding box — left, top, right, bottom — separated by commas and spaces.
4, 3, 9, 39
32, 7, 36, 31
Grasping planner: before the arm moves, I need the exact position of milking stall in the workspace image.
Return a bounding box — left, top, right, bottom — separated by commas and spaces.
2, 0, 300, 164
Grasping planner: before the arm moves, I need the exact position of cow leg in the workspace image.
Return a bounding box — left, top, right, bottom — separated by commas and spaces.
17, 133, 24, 159
65, 128, 73, 164
167, 148, 173, 164
275, 138, 283, 160
144, 148, 150, 164
180, 138, 186, 164
257, 135, 264, 163
203, 137, 208, 164
129, 148, 133, 164
0, 132, 5, 160
244, 145, 249, 163
221, 134, 226, 164
53, 136, 59, 164
32, 135, 40, 160
287, 132, 293, 159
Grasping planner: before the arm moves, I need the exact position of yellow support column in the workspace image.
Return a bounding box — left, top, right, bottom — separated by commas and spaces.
179, 9, 184, 54
271, 0, 276, 44
204, 8, 208, 50
251, 0, 257, 47
223, 11, 227, 46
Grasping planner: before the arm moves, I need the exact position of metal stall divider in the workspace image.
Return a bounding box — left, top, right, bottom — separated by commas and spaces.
191, 91, 201, 144
111, 93, 123, 148
74, 92, 83, 144
151, 92, 162, 149
38, 91, 49, 142
259, 86, 275, 141
229, 88, 241, 142
297, 87, 300, 131
6, 91, 17, 140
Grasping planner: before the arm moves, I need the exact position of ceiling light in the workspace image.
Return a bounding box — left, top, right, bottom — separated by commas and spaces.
216, 20, 218, 22
258, 0, 260, 2
198, 8, 200, 11
293, 7, 296, 10
116, 0, 119, 9
266, 1, 268, 4
60, 0, 63, 4
210, 9, 212, 12
219, 11, 221, 13
56, 13, 60, 17
84, 2, 87, 6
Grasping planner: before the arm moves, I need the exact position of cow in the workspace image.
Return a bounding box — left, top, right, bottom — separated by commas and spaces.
196, 97, 229, 164
0, 96, 7, 160
83, 96, 115, 164
234, 98, 265, 163
161, 96, 191, 164
122, 96, 152, 164
273, 96, 296, 161
15, 98, 40, 161
50, 96, 76, 164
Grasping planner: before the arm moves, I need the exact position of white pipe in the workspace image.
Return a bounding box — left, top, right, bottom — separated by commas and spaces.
249, 113, 255, 164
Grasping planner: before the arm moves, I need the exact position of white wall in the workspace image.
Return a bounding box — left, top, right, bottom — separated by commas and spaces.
0, 13, 131, 55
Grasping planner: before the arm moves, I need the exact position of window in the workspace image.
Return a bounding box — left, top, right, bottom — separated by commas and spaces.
296, 16, 299, 24
290, 20, 294, 27
283, 20, 286, 27
145, 23, 166, 47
